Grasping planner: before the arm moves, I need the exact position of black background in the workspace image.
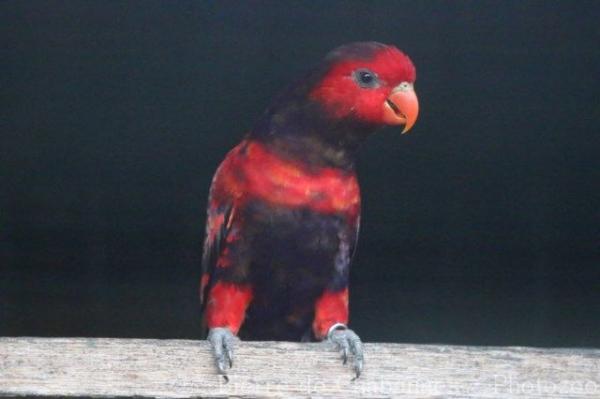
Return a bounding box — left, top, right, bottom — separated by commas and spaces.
2, 1, 599, 347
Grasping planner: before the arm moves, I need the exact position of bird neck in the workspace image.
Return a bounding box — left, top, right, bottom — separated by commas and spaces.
250, 97, 375, 170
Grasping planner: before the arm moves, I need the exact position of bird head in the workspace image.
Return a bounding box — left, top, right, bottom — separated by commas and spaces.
252, 42, 419, 167
310, 42, 419, 134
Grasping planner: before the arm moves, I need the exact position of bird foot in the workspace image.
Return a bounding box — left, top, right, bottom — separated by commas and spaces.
327, 323, 364, 379
208, 327, 238, 381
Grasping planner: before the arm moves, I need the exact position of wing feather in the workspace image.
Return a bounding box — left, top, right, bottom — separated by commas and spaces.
200, 201, 234, 309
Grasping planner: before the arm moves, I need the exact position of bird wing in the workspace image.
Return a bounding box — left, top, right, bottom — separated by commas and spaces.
200, 199, 235, 309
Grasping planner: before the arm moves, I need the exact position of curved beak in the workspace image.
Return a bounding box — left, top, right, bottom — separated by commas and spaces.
382, 83, 419, 134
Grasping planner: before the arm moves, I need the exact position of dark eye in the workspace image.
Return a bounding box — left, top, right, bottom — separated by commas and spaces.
354, 69, 379, 88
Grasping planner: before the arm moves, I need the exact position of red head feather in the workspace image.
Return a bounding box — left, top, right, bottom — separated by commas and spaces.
310, 43, 417, 125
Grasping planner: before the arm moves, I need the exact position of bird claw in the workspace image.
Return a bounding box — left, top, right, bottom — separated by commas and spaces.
342, 345, 348, 365
208, 327, 238, 380
327, 324, 364, 379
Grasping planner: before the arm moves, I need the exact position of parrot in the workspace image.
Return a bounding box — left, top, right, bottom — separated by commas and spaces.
200, 41, 419, 379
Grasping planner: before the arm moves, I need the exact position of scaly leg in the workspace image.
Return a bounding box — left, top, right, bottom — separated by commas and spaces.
327, 323, 364, 379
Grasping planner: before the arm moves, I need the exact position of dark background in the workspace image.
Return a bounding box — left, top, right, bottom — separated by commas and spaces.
2, 1, 599, 347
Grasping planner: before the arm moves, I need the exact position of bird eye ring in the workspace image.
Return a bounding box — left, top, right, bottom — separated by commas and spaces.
354, 69, 379, 88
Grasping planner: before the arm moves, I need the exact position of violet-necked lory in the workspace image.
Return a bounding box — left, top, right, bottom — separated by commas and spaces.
200, 42, 419, 379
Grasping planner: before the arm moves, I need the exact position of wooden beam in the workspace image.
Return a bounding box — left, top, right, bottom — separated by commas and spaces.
0, 337, 598, 398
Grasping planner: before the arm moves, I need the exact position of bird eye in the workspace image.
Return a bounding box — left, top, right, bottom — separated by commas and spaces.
354, 69, 379, 88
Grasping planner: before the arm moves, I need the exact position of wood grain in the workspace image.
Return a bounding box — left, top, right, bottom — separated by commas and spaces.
1, 337, 598, 398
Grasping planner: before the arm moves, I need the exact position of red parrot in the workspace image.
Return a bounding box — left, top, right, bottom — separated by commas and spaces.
200, 42, 419, 378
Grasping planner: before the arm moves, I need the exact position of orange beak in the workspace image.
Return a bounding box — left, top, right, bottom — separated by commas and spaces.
382, 83, 419, 134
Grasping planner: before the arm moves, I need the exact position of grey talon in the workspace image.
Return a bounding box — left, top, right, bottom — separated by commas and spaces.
208, 327, 237, 376
353, 352, 364, 379
227, 348, 234, 368
348, 332, 364, 378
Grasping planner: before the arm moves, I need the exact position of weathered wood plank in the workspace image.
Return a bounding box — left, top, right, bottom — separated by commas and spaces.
0, 337, 598, 398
